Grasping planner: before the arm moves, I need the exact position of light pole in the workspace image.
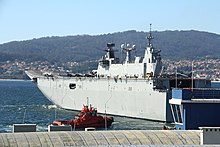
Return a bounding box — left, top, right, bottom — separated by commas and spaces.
23, 109, 26, 124
105, 104, 107, 130
175, 66, 178, 88
192, 61, 194, 91
105, 88, 112, 130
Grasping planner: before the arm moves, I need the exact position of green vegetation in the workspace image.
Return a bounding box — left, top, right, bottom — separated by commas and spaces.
0, 30, 220, 64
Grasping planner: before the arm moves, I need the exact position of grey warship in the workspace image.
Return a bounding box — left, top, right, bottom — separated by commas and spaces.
26, 25, 210, 122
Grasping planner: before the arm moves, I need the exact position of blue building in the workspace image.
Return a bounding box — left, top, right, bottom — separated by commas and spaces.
169, 88, 220, 130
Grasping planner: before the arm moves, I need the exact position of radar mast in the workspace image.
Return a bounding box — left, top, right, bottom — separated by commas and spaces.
147, 24, 154, 47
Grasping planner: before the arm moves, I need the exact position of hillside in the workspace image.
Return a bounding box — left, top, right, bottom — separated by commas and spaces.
0, 30, 220, 63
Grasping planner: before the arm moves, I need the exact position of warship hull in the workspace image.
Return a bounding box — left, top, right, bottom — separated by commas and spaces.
33, 75, 173, 122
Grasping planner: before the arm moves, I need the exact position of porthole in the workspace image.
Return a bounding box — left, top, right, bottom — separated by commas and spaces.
69, 83, 76, 89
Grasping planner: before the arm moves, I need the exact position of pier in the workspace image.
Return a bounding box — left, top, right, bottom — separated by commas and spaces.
170, 88, 220, 130
0, 130, 200, 146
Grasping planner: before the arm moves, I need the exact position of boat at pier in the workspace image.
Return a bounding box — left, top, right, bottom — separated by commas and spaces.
26, 25, 211, 122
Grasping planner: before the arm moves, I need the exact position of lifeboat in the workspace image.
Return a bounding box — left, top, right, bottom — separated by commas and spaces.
52, 105, 114, 129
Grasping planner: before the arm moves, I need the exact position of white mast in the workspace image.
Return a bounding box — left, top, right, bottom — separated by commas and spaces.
192, 60, 194, 91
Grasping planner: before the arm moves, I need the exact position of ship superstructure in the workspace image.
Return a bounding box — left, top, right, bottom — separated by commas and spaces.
26, 25, 210, 122
97, 25, 161, 79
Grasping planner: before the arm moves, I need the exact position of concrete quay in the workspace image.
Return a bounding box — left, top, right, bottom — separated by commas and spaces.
0, 130, 200, 146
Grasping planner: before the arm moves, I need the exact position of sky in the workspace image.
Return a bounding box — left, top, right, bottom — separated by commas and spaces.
0, 0, 219, 44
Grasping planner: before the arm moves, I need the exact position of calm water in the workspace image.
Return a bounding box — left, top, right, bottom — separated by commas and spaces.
0, 80, 164, 133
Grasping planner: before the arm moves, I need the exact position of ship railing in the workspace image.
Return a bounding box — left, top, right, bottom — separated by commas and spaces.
57, 73, 157, 82
153, 89, 168, 92
181, 88, 220, 99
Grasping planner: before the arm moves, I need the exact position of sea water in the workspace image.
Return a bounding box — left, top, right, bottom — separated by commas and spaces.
0, 80, 164, 132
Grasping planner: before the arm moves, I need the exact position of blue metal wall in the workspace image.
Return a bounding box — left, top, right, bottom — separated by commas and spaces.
184, 103, 220, 130
171, 89, 220, 130
172, 89, 191, 100
172, 88, 220, 100
191, 89, 220, 99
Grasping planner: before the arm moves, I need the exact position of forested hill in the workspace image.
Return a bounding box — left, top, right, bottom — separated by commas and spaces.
0, 30, 220, 63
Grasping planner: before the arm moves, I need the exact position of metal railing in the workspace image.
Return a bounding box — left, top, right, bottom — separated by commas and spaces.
190, 88, 220, 99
